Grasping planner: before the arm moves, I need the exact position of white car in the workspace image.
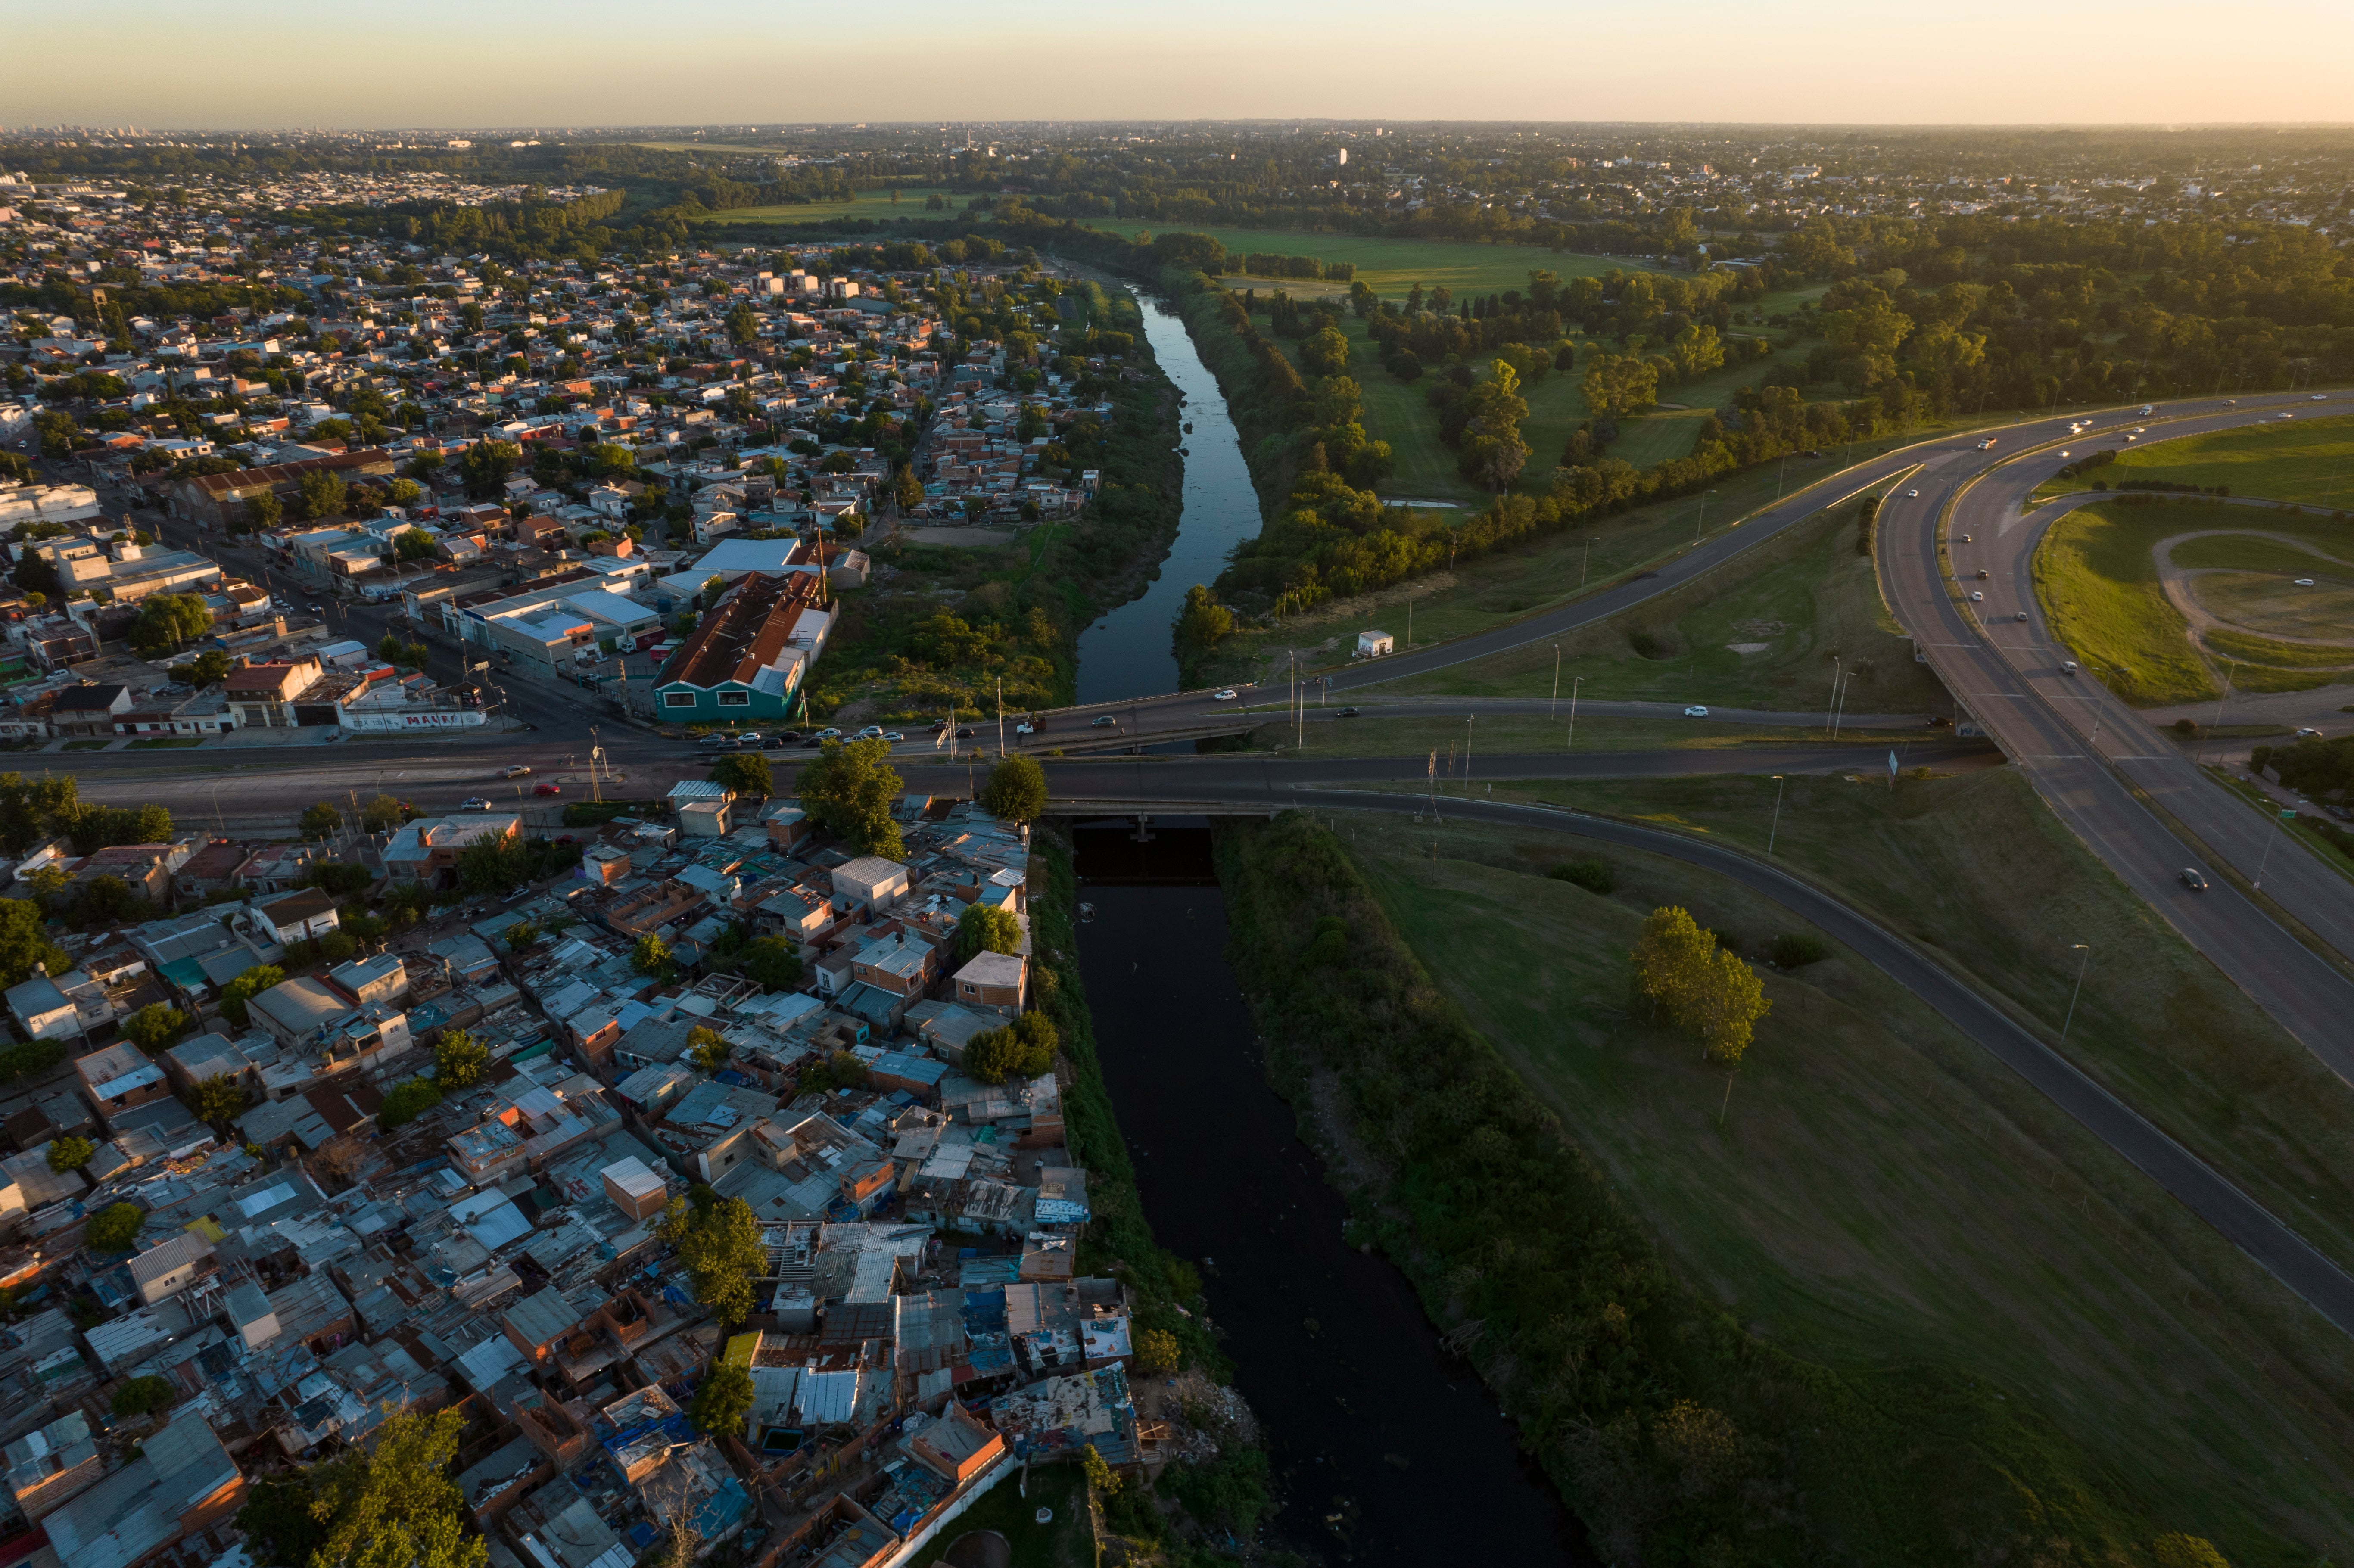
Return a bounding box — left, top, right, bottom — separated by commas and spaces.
1014, 721, 1036, 736
2313, 393, 2328, 401
461, 796, 492, 810
1683, 705, 1709, 717
1960, 534, 1973, 543
856, 725, 885, 740
1906, 488, 1919, 498
1970, 591, 1984, 602
2296, 578, 2317, 586
1212, 689, 1238, 702
882, 731, 905, 743
502, 765, 532, 778
813, 727, 842, 740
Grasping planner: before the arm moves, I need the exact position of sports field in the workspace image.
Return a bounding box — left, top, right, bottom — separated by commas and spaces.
691, 187, 959, 225
2033, 499, 2354, 704
1342, 769, 2354, 1559
1077, 220, 1658, 299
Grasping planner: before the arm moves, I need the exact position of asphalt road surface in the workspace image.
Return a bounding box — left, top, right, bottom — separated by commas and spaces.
1283, 789, 2354, 1338
1877, 393, 2354, 1080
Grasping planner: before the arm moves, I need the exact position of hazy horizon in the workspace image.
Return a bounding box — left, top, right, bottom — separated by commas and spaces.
9, 0, 2351, 131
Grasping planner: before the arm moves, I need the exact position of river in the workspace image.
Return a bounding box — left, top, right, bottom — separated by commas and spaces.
1071, 824, 1589, 1565
1074, 291, 1262, 706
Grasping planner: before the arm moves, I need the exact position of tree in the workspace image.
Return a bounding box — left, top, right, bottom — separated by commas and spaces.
504, 921, 539, 952
189, 1073, 248, 1129
980, 754, 1046, 824
218, 964, 286, 1029
1174, 584, 1232, 651
1631, 905, 1714, 1026
1082, 1443, 1121, 1498
1460, 360, 1532, 492
237, 1475, 330, 1568
46, 1135, 92, 1174
653, 1195, 765, 1326
295, 468, 349, 520
121, 1001, 191, 1054
378, 1077, 444, 1130
738, 936, 801, 990
110, 1374, 176, 1417
1581, 352, 1661, 419
795, 737, 905, 859
299, 1409, 486, 1568
965, 1011, 1057, 1084
186, 649, 233, 685
1694, 946, 1770, 1067
633, 934, 676, 979
0, 898, 69, 989
243, 492, 283, 531
711, 752, 772, 797
1134, 1328, 1182, 1375
393, 528, 437, 562
955, 902, 1022, 963
690, 1362, 754, 1437
435, 1030, 489, 1088
361, 794, 407, 831
300, 801, 343, 838
458, 439, 521, 496
687, 1025, 730, 1074
130, 593, 212, 656
893, 467, 923, 510
1299, 326, 1350, 378
85, 1202, 143, 1252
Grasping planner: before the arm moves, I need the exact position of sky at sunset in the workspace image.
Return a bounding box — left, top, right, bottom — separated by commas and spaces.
9, 0, 2353, 129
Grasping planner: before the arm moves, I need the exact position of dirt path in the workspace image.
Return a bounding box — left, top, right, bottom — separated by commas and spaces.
2152, 529, 2354, 651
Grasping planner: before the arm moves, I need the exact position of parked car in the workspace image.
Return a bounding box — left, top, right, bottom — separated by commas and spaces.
502, 765, 532, 778
2180, 868, 2209, 892
766, 733, 799, 748
305, 603, 323, 615
1683, 705, 1709, 717
1212, 689, 1238, 701
699, 733, 732, 747
736, 733, 764, 747
533, 782, 562, 796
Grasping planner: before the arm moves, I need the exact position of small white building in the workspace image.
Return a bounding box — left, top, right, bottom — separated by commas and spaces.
1356, 629, 1395, 659
832, 855, 909, 913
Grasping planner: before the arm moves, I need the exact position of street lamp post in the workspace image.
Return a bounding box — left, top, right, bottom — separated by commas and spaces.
1550, 644, 1561, 719
1566, 676, 1582, 750
1462, 715, 1473, 794
2059, 943, 2093, 1048
1766, 775, 1787, 856
1694, 489, 1713, 545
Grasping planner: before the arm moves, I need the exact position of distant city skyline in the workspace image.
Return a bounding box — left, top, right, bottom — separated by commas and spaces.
8, 0, 2352, 130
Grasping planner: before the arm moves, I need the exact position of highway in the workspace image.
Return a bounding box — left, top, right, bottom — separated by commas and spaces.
1283, 789, 2354, 1338
1875, 395, 2354, 1080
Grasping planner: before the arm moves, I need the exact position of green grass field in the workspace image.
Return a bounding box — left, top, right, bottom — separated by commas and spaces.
2033, 499, 2354, 704
1233, 710, 1917, 761
1342, 783, 2354, 1561
692, 187, 959, 225
2064, 414, 2354, 507
1372, 495, 1951, 716
1078, 220, 1655, 300
903, 1463, 1087, 1568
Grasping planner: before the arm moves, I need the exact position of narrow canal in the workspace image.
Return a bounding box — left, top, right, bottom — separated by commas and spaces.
1071, 823, 1589, 1565
1074, 291, 1262, 706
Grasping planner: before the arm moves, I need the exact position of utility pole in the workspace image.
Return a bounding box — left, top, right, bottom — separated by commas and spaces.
1766, 775, 1786, 855
1463, 714, 1473, 793
995, 676, 1004, 758
2059, 943, 2093, 1047
1567, 676, 1582, 750
1581, 537, 1590, 591
1825, 656, 1842, 737
1550, 644, 1561, 719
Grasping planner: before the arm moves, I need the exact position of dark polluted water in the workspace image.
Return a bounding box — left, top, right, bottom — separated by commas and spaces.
1070, 823, 1589, 1565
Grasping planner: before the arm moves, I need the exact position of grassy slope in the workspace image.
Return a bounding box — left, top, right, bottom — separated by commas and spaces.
1232, 711, 1919, 760
1461, 769, 2354, 1279
2032, 499, 2354, 706
1381, 496, 1951, 716
1342, 802, 2354, 1561
2075, 414, 2354, 507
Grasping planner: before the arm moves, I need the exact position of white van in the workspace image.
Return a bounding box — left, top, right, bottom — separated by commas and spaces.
2061, 660, 2079, 675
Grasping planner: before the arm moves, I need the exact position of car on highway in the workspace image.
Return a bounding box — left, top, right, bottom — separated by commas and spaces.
815, 727, 841, 740
1339, 707, 1360, 718
1212, 689, 1238, 701
736, 733, 764, 747
2225, 398, 2237, 406
856, 726, 885, 740
1014, 721, 1036, 735
533, 782, 561, 796
2180, 868, 2209, 892
2279, 413, 2296, 421
2058, 450, 2070, 458
1906, 488, 1919, 498
1969, 591, 1984, 601
2314, 393, 2329, 401
2296, 726, 2323, 739
698, 733, 732, 747
2296, 578, 2316, 586
765, 733, 800, 748
1090, 715, 1119, 728
956, 726, 976, 739
1975, 569, 1990, 580
2015, 611, 2030, 622
1683, 705, 1709, 717
883, 731, 905, 743
2061, 660, 2080, 675
1977, 437, 1998, 451
305, 603, 323, 615
1960, 533, 1973, 543
502, 765, 532, 778
461, 796, 492, 810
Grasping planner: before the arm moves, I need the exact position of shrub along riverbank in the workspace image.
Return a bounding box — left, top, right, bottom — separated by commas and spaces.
1215, 810, 2239, 1567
